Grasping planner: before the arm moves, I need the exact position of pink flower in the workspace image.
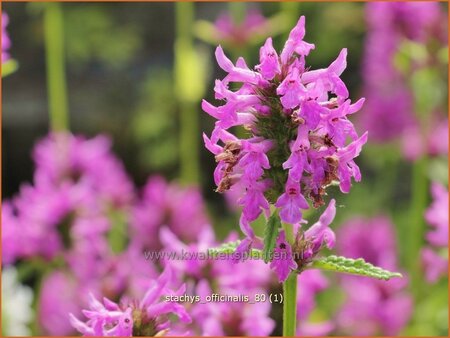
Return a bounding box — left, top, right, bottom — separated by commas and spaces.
131, 176, 209, 251
360, 2, 447, 160
424, 183, 448, 247
256, 37, 281, 80
304, 199, 337, 254
297, 270, 333, 336
269, 230, 297, 282
70, 267, 191, 337
275, 179, 309, 225
421, 182, 448, 283
336, 216, 412, 335
2, 13, 11, 63
280, 16, 315, 64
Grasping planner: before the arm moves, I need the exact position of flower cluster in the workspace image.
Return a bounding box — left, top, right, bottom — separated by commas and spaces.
2, 13, 11, 63
360, 2, 448, 160
70, 267, 191, 336
0, 132, 157, 335
422, 183, 448, 283
131, 176, 209, 252
2, 132, 134, 264
159, 226, 274, 335
336, 216, 412, 335
203, 16, 367, 240
3, 131, 277, 336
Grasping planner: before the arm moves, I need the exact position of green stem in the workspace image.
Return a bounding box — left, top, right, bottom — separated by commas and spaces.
44, 2, 69, 132
408, 155, 428, 298
283, 272, 298, 336
282, 222, 297, 336
175, 2, 200, 185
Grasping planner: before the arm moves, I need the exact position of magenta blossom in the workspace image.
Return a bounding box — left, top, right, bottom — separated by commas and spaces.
158, 224, 274, 336
190, 280, 274, 336
421, 182, 448, 283
424, 182, 448, 248
214, 8, 270, 49
70, 267, 191, 337
270, 199, 337, 282
297, 270, 333, 336
270, 230, 297, 283
203, 16, 367, 243
336, 216, 412, 335
131, 176, 209, 252
2, 133, 134, 263
2, 13, 11, 63
360, 2, 447, 160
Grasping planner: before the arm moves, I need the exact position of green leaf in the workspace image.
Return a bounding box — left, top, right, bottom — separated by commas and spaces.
2, 59, 19, 77
308, 255, 403, 281
263, 211, 281, 263
208, 241, 240, 255
208, 241, 263, 259
107, 210, 129, 254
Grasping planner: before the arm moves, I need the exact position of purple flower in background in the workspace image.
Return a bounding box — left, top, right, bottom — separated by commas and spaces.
424, 183, 448, 248
33, 132, 134, 207
2, 13, 11, 62
39, 271, 84, 336
336, 216, 412, 335
360, 2, 447, 160
70, 267, 191, 337
203, 16, 367, 243
337, 216, 398, 270
131, 176, 209, 252
297, 270, 333, 336
214, 8, 270, 48
1, 132, 134, 263
190, 280, 274, 336
158, 224, 274, 335
38, 244, 159, 335
421, 182, 448, 283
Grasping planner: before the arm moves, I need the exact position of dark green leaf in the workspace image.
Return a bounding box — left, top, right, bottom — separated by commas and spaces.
263, 211, 281, 263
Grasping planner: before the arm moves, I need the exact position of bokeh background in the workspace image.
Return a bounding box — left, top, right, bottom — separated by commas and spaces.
1, 1, 448, 336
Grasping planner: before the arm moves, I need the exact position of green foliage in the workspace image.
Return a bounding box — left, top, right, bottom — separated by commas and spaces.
65, 7, 141, 69
309, 255, 402, 280
1, 59, 19, 77
131, 70, 178, 170
107, 209, 129, 254
263, 211, 281, 263
208, 240, 241, 255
